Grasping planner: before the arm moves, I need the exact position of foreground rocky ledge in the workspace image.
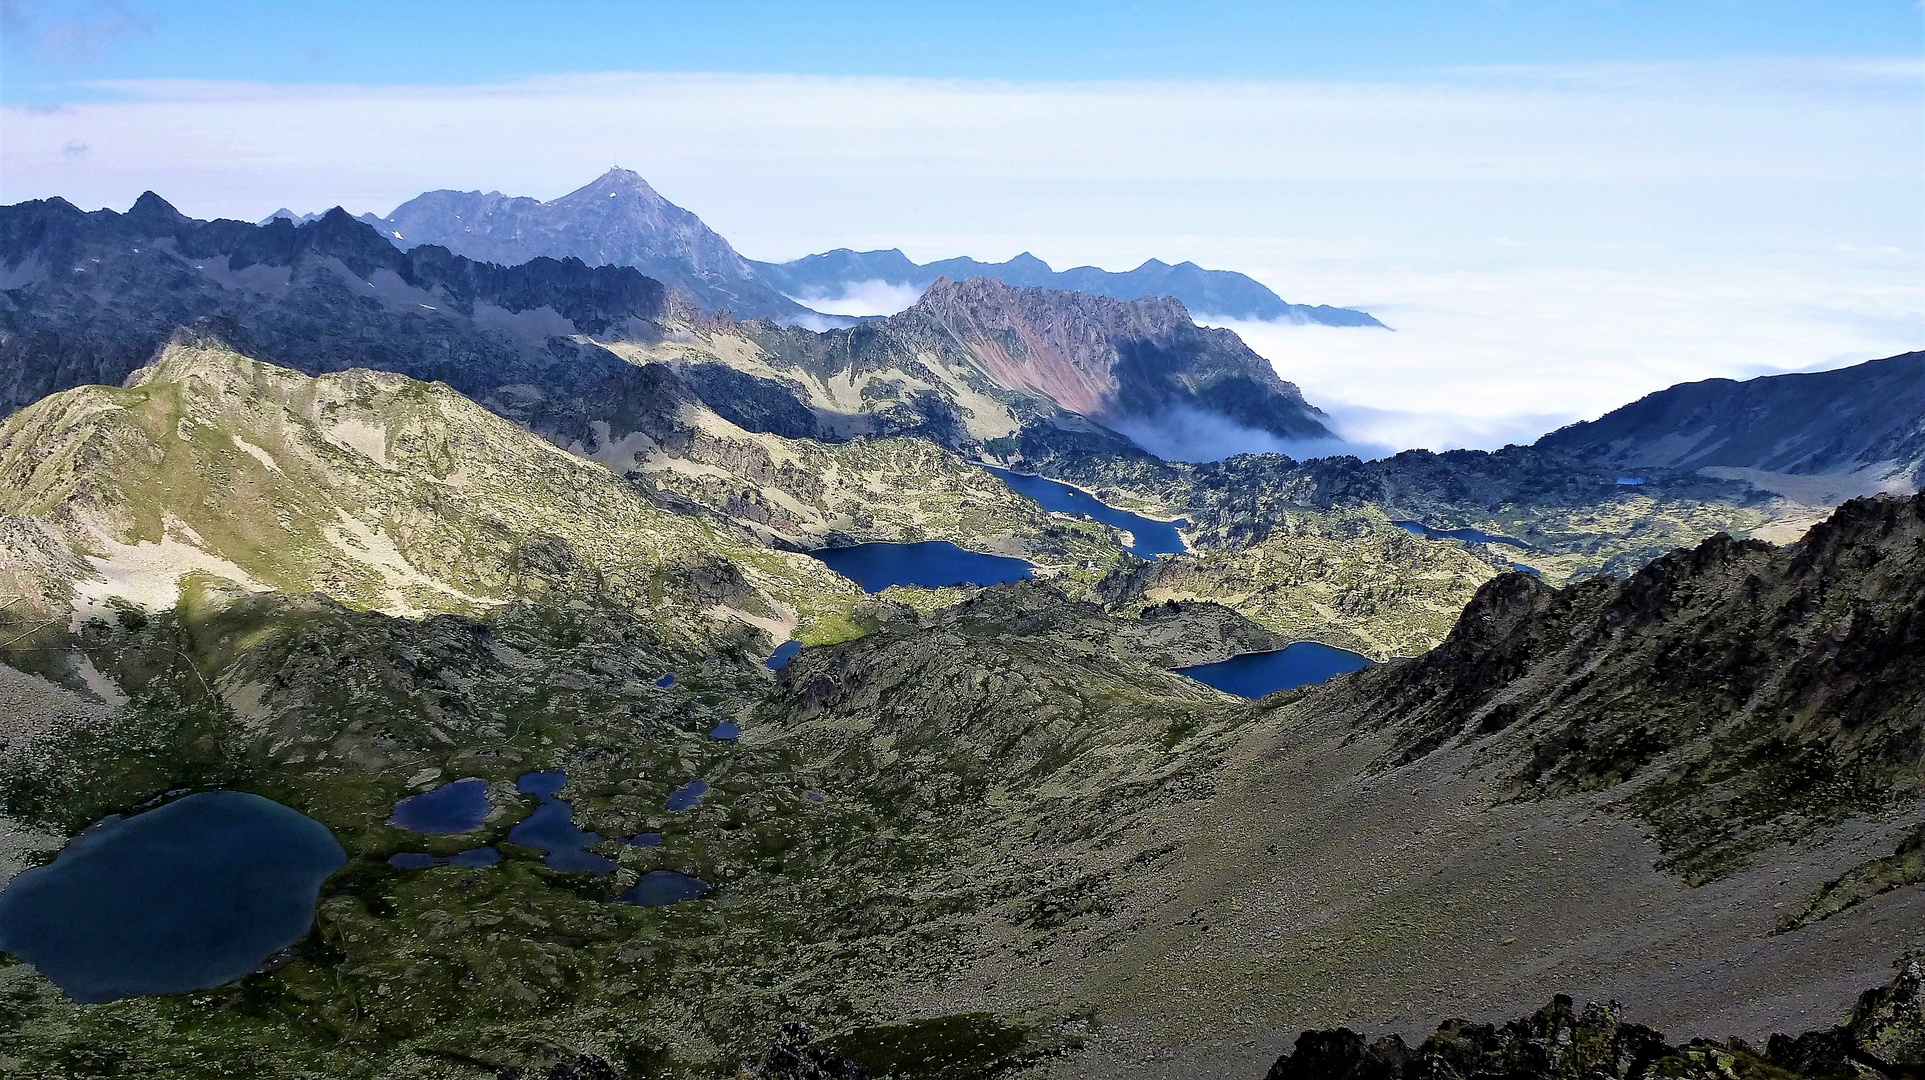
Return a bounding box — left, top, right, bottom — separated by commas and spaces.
1264, 961, 1923, 1080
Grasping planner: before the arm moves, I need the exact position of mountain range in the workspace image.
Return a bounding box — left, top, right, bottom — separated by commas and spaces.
0, 193, 1333, 465
275, 168, 1380, 327
353, 170, 816, 323
748, 247, 1387, 326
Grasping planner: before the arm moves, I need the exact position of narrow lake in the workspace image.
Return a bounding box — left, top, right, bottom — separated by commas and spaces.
1392, 520, 1532, 550
808, 540, 1034, 592
0, 791, 345, 1003
982, 466, 1189, 557
1176, 641, 1374, 699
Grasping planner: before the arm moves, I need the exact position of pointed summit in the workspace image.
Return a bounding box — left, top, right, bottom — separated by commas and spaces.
361, 171, 810, 321
588, 166, 654, 192
124, 191, 188, 233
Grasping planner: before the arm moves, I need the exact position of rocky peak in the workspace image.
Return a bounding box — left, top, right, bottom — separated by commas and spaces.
125, 191, 190, 235
356, 171, 809, 321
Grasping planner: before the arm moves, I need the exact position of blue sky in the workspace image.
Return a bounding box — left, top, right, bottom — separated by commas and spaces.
3, 1, 1921, 452
4, 0, 1919, 100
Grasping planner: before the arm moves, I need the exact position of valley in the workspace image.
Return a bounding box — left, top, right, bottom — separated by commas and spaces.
0, 180, 1919, 1080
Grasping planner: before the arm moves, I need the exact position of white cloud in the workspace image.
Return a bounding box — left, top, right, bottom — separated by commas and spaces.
785, 279, 923, 317
1110, 404, 1359, 464
1207, 252, 1923, 453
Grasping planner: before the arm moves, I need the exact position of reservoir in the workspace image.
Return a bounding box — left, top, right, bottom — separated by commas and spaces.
809, 541, 1034, 592
983, 466, 1189, 557
1176, 641, 1374, 699
0, 791, 345, 1003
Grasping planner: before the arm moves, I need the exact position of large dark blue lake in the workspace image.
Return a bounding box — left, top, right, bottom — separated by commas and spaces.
809, 541, 1034, 592
983, 466, 1189, 557
1176, 642, 1374, 699
0, 791, 345, 1003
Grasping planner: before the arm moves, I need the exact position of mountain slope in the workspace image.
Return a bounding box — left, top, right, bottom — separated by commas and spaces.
1315, 491, 1925, 880
1536, 352, 1925, 501
750, 248, 1385, 327
361, 169, 815, 322
736, 502, 1925, 1076
0, 340, 857, 643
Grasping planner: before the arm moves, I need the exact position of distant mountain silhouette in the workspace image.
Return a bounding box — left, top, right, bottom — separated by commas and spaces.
1537, 352, 1925, 497
750, 247, 1386, 327
356, 168, 816, 322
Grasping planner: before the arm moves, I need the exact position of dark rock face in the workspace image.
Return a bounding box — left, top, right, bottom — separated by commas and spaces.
1537, 351, 1925, 482
362, 169, 812, 322
749, 247, 1384, 327
1264, 963, 1924, 1080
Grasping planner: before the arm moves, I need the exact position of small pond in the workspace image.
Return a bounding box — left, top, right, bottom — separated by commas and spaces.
767, 640, 802, 669
808, 541, 1034, 592
0, 791, 345, 1003
1176, 641, 1375, 699
617, 870, 710, 908
709, 720, 741, 741
389, 778, 490, 834
982, 466, 1189, 557
666, 779, 709, 812
507, 771, 615, 876
1393, 520, 1532, 550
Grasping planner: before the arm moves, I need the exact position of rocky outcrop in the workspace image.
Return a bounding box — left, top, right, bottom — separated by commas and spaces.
1264, 962, 1925, 1080
498, 1053, 624, 1080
